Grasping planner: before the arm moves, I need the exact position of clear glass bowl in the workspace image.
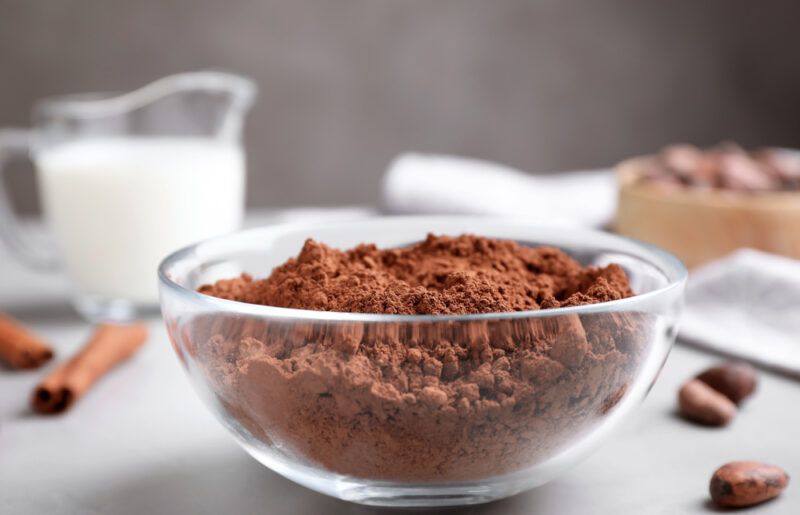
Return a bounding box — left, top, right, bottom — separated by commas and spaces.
158, 217, 686, 508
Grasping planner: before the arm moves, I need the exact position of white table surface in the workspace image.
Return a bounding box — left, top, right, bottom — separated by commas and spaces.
1, 211, 798, 515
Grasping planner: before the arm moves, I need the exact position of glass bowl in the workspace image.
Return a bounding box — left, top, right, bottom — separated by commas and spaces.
158, 216, 686, 507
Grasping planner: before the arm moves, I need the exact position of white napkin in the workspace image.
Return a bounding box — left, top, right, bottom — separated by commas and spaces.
680, 249, 800, 377
382, 153, 617, 228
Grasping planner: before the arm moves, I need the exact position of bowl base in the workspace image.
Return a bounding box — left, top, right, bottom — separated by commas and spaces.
236, 436, 538, 507
337, 485, 503, 507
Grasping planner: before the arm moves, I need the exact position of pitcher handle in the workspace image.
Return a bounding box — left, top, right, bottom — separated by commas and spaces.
0, 128, 58, 270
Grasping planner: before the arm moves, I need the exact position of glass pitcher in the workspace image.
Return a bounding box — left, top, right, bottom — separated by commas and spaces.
0, 71, 257, 322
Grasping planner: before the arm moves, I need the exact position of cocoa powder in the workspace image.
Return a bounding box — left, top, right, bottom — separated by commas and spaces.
199, 234, 633, 314
190, 234, 650, 481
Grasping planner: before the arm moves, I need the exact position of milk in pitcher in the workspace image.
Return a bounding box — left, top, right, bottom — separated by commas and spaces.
36, 137, 245, 303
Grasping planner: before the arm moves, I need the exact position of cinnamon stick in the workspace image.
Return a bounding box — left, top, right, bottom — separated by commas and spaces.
0, 312, 54, 369
32, 322, 148, 414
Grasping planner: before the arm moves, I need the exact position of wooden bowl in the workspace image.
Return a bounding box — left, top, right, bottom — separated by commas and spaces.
615, 156, 800, 268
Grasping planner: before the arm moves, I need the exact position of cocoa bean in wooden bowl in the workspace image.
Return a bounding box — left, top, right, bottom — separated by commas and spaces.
616, 143, 800, 268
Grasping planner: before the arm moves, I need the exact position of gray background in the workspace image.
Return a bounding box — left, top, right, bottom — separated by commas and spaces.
2, 0, 799, 212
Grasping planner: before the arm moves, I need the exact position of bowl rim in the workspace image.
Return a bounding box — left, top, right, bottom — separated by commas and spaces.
158, 215, 688, 322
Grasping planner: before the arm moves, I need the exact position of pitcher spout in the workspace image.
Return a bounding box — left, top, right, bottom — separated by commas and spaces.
36, 71, 257, 141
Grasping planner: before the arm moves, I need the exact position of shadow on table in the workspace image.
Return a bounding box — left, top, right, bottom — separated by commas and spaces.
0, 299, 78, 324
92, 448, 562, 515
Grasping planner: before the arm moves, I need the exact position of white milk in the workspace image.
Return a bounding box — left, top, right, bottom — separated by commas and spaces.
36, 137, 245, 303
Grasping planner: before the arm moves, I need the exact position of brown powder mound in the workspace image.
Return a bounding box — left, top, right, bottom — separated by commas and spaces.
199, 234, 633, 314
185, 234, 650, 482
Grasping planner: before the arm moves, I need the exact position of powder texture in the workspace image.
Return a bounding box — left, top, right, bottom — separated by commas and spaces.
199, 234, 633, 314
187, 234, 650, 482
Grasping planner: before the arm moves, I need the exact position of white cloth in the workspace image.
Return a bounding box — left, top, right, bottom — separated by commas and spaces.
382, 153, 617, 228
681, 249, 800, 377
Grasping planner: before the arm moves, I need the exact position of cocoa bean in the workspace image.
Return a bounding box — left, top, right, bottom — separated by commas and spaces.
710, 461, 789, 508
696, 361, 757, 405
678, 379, 736, 426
